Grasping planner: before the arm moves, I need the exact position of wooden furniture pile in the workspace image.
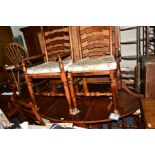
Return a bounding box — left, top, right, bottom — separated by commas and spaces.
1, 26, 144, 128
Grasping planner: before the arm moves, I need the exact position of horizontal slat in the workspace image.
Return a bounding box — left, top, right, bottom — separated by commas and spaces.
121, 55, 137, 60
47, 51, 70, 58
81, 34, 110, 43
80, 26, 110, 34
47, 46, 70, 52
45, 31, 69, 40
82, 48, 110, 57
121, 67, 135, 72
121, 40, 137, 44
120, 27, 137, 31
78, 26, 112, 57
46, 39, 70, 47
82, 43, 110, 51
121, 38, 145, 44
44, 26, 66, 31
122, 79, 135, 84
121, 70, 135, 75
122, 75, 135, 79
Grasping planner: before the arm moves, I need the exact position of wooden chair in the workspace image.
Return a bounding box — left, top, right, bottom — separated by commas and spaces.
67, 26, 121, 114
9, 97, 46, 125
3, 43, 30, 92
22, 26, 75, 114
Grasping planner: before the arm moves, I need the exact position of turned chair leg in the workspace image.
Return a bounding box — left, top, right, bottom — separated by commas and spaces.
60, 70, 73, 114
26, 77, 38, 108
68, 72, 79, 114
134, 114, 142, 128
74, 78, 79, 94
82, 78, 89, 96
22, 60, 37, 108
110, 70, 118, 111
49, 80, 58, 95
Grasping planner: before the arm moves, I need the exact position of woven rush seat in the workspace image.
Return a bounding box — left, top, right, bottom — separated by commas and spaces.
67, 55, 116, 72
27, 59, 72, 74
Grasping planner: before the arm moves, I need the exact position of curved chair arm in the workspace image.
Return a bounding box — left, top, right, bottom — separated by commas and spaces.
121, 81, 144, 98
23, 54, 45, 62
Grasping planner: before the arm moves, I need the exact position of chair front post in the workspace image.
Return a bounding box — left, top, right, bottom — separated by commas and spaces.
110, 70, 118, 111
58, 57, 77, 114
21, 59, 37, 108
67, 72, 79, 114
114, 26, 122, 89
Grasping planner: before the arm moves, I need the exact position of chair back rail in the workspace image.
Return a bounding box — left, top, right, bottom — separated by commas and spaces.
40, 26, 71, 62
4, 43, 30, 67
77, 26, 113, 58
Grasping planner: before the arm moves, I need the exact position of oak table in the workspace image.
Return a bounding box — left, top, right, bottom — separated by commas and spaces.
37, 89, 142, 128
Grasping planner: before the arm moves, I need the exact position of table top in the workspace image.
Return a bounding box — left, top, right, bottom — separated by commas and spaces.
37, 89, 141, 124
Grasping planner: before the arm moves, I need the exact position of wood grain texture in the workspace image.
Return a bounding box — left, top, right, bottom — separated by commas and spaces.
78, 26, 112, 58
43, 26, 71, 61
142, 98, 155, 128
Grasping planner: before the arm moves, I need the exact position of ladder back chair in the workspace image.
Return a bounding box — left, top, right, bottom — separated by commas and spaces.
22, 26, 75, 114
3, 43, 30, 92
67, 26, 120, 114
40, 26, 71, 94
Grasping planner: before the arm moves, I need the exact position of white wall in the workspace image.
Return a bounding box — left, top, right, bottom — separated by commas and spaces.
11, 26, 27, 48
120, 26, 137, 70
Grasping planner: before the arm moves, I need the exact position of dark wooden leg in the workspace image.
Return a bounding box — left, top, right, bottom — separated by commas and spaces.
133, 115, 138, 128
122, 118, 126, 128
68, 72, 79, 114
110, 70, 118, 111
49, 80, 58, 95
22, 61, 37, 108
134, 66, 138, 91
114, 26, 122, 89
82, 78, 89, 96
60, 70, 73, 114
3, 66, 10, 83
134, 114, 142, 128
74, 78, 79, 94
17, 70, 20, 91
26, 77, 37, 108
138, 113, 144, 128
58, 57, 79, 115
10, 69, 20, 92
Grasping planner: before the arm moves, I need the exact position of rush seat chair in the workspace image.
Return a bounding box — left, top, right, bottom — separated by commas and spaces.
67, 26, 120, 114
21, 26, 75, 114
